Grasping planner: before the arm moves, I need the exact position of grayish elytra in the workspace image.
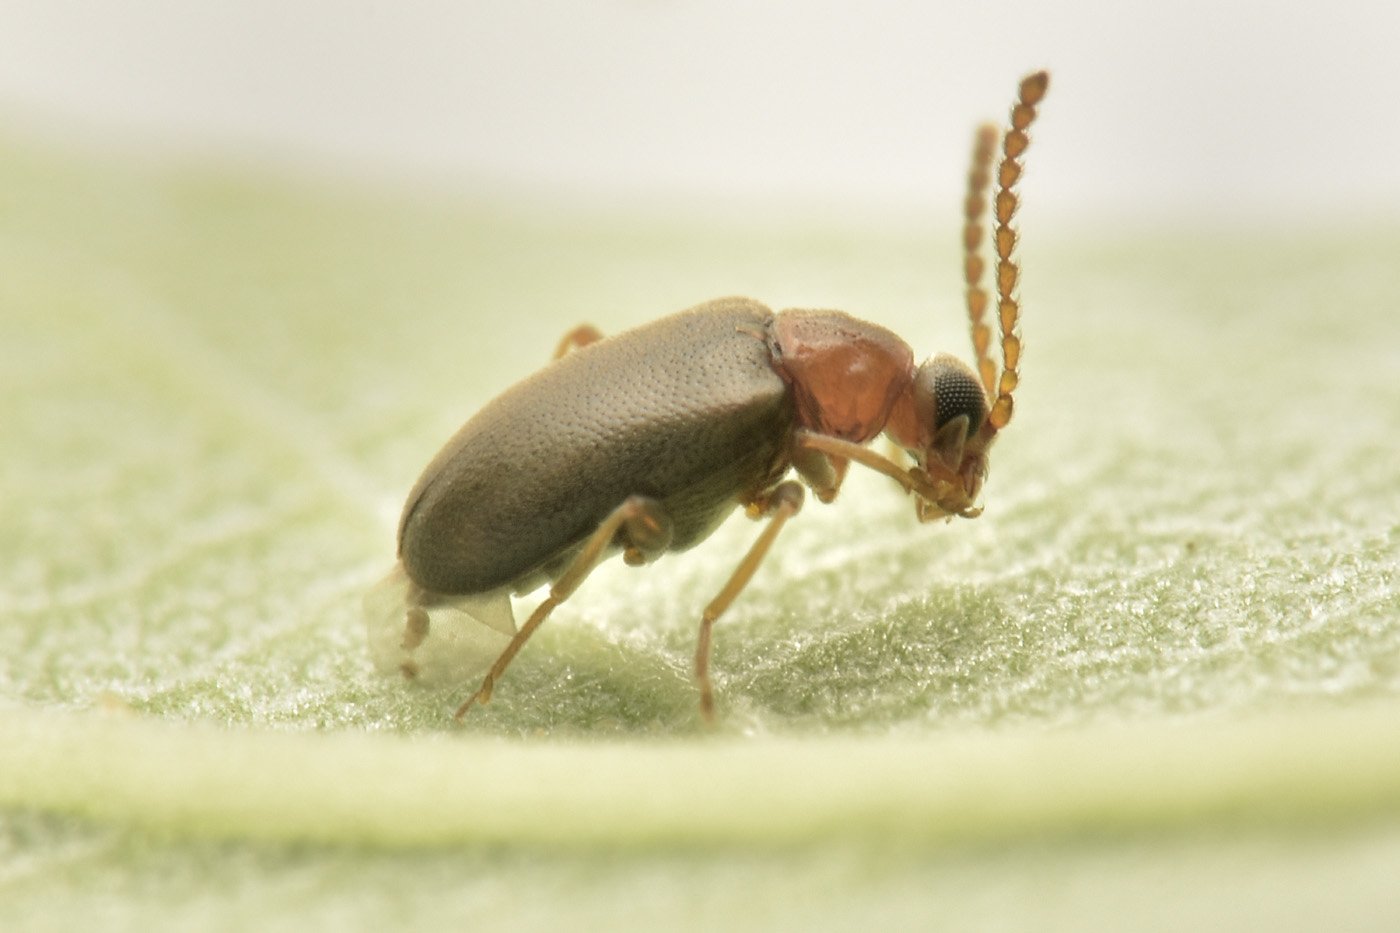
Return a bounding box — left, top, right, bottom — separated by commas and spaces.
366, 71, 1050, 722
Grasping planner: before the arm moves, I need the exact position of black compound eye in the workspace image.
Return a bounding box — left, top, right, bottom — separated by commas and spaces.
926, 354, 989, 436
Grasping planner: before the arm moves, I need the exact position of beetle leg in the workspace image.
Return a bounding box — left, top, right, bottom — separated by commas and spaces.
695, 480, 805, 723
788, 433, 848, 505
551, 324, 605, 360
793, 429, 960, 502
797, 432, 980, 520
453, 494, 670, 720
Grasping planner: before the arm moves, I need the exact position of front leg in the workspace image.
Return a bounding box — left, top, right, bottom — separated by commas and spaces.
792, 429, 960, 507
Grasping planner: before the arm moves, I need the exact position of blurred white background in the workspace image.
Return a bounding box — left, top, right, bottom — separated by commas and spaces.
1, 0, 1395, 229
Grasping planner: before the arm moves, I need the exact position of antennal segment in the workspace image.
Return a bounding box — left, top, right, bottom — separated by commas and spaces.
987, 70, 1048, 432
963, 123, 1000, 399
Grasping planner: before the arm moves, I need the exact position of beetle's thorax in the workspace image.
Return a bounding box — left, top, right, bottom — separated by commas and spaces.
769, 310, 915, 443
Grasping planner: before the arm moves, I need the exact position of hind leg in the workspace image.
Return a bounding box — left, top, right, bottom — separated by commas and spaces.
552, 324, 604, 359
454, 494, 673, 719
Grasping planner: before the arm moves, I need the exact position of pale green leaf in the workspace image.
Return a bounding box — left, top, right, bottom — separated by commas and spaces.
3, 138, 1399, 930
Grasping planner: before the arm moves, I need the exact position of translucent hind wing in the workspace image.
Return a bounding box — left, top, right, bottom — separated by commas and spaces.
364, 564, 517, 686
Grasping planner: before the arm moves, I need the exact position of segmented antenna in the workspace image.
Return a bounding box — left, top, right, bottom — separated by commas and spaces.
987, 70, 1048, 432
963, 123, 1000, 399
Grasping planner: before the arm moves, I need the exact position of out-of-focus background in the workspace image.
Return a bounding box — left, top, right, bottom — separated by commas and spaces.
4, 3, 1400, 932
2, 0, 1396, 228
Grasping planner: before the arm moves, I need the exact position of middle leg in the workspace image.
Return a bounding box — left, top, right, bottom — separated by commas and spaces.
694, 480, 805, 722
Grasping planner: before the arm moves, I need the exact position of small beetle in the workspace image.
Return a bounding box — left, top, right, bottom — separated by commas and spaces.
368, 71, 1049, 721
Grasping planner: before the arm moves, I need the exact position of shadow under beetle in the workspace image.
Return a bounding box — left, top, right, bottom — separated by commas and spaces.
367, 71, 1050, 722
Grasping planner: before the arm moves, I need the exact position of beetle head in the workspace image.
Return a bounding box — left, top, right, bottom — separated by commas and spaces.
889, 353, 995, 521
890, 68, 1047, 521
